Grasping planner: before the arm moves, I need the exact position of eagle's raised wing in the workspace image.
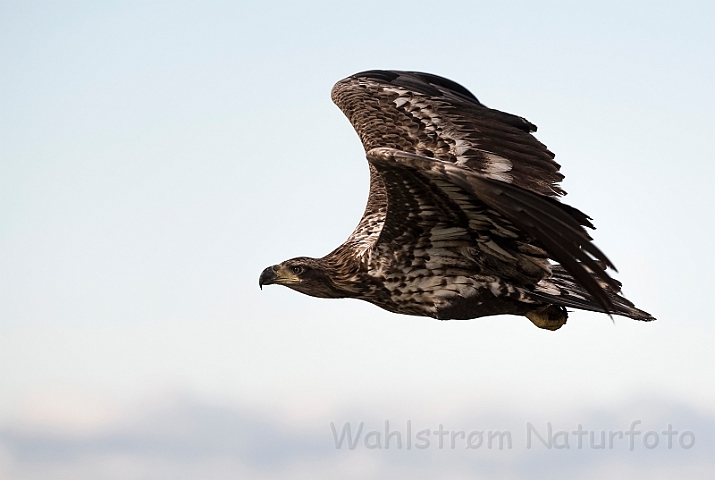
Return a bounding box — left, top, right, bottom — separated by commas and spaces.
332, 70, 565, 197
332, 70, 626, 314
365, 148, 620, 314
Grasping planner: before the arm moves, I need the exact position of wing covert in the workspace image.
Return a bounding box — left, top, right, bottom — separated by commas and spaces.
332, 70, 565, 197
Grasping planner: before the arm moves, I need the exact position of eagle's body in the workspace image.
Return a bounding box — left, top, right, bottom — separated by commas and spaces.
260, 70, 654, 330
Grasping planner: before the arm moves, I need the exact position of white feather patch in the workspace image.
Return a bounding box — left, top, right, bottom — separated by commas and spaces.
534, 280, 561, 295
393, 97, 409, 108
479, 240, 517, 261
482, 152, 513, 179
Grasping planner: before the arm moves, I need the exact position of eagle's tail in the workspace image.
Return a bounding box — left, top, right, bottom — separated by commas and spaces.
528, 264, 655, 322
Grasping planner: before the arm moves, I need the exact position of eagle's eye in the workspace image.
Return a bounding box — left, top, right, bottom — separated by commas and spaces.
291, 265, 304, 275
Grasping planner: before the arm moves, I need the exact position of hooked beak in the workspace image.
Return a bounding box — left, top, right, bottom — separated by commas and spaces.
259, 266, 278, 290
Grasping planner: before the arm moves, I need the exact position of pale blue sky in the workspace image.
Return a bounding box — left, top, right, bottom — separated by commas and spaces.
1, 1, 714, 478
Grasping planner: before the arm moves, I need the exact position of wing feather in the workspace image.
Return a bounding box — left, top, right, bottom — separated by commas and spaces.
366, 148, 620, 314
332, 70, 564, 197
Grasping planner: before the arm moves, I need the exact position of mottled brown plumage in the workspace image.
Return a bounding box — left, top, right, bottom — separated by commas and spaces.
259, 70, 654, 329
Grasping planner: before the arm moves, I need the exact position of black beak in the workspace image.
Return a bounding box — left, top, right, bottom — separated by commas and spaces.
259, 265, 278, 290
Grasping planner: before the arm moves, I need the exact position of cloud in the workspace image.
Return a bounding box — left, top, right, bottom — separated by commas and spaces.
0, 395, 712, 480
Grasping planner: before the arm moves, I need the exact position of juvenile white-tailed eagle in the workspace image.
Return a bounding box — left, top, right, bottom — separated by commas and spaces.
259, 70, 654, 330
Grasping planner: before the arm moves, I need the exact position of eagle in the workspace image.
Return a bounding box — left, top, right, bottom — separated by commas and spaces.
259, 70, 654, 330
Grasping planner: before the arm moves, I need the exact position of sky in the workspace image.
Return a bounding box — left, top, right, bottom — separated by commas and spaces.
1, 1, 714, 478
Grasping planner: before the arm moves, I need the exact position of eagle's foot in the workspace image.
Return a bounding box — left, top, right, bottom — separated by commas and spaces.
526, 305, 568, 331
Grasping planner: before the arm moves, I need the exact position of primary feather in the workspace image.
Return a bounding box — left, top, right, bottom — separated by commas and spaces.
259, 70, 654, 330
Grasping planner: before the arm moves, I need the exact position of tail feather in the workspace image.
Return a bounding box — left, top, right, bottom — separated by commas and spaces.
529, 265, 655, 321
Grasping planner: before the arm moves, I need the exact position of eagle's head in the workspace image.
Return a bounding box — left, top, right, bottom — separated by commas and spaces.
259, 257, 347, 299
